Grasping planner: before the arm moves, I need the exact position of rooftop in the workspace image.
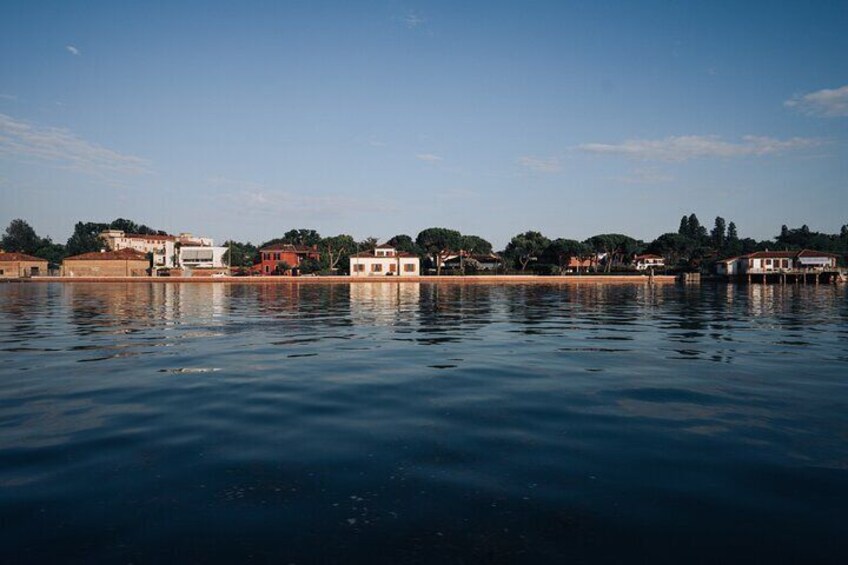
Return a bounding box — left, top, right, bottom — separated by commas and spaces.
65, 248, 149, 261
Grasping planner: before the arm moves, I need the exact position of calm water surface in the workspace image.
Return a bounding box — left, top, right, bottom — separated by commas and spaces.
1, 282, 846, 563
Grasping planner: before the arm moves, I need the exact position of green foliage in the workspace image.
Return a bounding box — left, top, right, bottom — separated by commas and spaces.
459, 235, 493, 255
387, 234, 421, 255
319, 234, 357, 272
222, 240, 258, 267
109, 218, 163, 235
65, 221, 109, 256
416, 228, 462, 275
283, 229, 322, 246
542, 238, 589, 273
584, 233, 638, 272
2, 219, 41, 254
298, 257, 322, 274
275, 261, 292, 275
505, 231, 550, 271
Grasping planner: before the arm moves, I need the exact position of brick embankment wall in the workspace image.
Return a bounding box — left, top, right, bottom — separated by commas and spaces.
22, 275, 678, 284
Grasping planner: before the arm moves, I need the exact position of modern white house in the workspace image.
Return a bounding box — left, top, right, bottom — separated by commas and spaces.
349, 244, 420, 277
633, 254, 665, 271
178, 246, 228, 270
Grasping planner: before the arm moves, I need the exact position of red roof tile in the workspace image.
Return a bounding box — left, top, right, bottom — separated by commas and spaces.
64, 248, 149, 261
0, 252, 46, 262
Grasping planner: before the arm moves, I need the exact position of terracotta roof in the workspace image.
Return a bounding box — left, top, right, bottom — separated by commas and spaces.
0, 252, 46, 262
113, 233, 176, 241
797, 249, 841, 258
260, 244, 317, 253
65, 248, 149, 261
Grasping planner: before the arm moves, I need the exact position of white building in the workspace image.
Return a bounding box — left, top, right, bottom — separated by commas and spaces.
178, 246, 228, 270
633, 254, 665, 271
100, 230, 224, 272
349, 244, 420, 277
716, 249, 839, 275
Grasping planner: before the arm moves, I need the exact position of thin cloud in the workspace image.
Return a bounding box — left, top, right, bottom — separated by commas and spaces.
416, 153, 442, 162
785, 84, 848, 117
0, 94, 17, 101
65, 45, 80, 56
214, 179, 396, 218
403, 12, 426, 29
578, 135, 820, 161
613, 167, 674, 184
0, 113, 151, 177
518, 155, 562, 173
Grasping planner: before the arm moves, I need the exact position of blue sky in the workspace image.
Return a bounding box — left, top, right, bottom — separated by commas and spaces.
1, 0, 846, 248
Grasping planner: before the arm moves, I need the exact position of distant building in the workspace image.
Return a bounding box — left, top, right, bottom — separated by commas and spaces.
350, 244, 419, 277
716, 249, 839, 275
443, 253, 503, 272
256, 244, 320, 275
0, 252, 48, 278
99, 229, 224, 272
62, 248, 150, 277
634, 254, 665, 271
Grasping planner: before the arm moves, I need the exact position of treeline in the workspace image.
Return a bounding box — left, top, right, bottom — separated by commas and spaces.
3, 215, 847, 272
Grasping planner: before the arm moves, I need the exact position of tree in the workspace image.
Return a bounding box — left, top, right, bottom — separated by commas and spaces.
688, 213, 707, 241
282, 229, 322, 246
387, 234, 421, 255
544, 238, 588, 273
505, 231, 550, 272
647, 233, 696, 267
725, 222, 742, 257
585, 233, 637, 272
416, 228, 462, 275
358, 237, 379, 252
65, 222, 109, 256
1, 219, 41, 254
678, 215, 690, 237
320, 234, 357, 272
222, 240, 258, 267
459, 235, 493, 256
275, 261, 292, 275
711, 217, 726, 249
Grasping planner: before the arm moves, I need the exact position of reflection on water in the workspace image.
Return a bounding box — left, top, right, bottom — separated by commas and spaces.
0, 282, 846, 563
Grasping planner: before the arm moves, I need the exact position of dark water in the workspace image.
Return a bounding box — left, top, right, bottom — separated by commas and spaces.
1, 282, 846, 563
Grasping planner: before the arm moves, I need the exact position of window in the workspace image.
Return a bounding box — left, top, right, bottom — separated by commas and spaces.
404, 263, 415, 272
0, 269, 4, 275
264, 265, 270, 273
389, 264, 397, 272
372, 263, 382, 272
274, 253, 281, 261
353, 264, 365, 272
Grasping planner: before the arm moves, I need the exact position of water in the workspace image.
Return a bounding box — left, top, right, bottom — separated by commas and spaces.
1, 282, 846, 563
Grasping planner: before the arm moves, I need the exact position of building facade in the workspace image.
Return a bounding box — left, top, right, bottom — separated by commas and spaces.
62, 249, 150, 277
349, 244, 420, 277
256, 244, 320, 275
633, 254, 666, 271
0, 252, 48, 278
716, 249, 839, 275
99, 230, 220, 272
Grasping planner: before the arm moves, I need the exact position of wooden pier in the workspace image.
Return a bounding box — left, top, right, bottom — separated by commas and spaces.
739, 270, 844, 285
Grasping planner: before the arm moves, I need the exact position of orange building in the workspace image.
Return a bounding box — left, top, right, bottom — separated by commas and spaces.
255, 244, 320, 275
0, 252, 48, 278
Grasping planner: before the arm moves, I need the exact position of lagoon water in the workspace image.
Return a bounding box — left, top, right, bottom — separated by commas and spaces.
0, 282, 846, 563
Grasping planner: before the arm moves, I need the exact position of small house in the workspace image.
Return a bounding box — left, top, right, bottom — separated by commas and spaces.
0, 252, 48, 278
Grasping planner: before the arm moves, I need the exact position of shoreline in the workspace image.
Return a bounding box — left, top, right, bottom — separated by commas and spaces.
8, 274, 679, 285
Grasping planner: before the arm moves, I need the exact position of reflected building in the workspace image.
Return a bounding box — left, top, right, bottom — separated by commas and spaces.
349, 282, 420, 326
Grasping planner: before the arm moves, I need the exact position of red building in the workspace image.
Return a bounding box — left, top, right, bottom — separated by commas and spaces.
255, 244, 320, 275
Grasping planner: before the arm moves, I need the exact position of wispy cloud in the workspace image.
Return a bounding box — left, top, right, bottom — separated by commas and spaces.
65, 45, 80, 56
211, 177, 395, 217
416, 153, 442, 162
0, 113, 151, 177
578, 135, 820, 161
785, 84, 848, 118
612, 167, 674, 184
403, 12, 426, 29
517, 155, 562, 173
0, 94, 17, 101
